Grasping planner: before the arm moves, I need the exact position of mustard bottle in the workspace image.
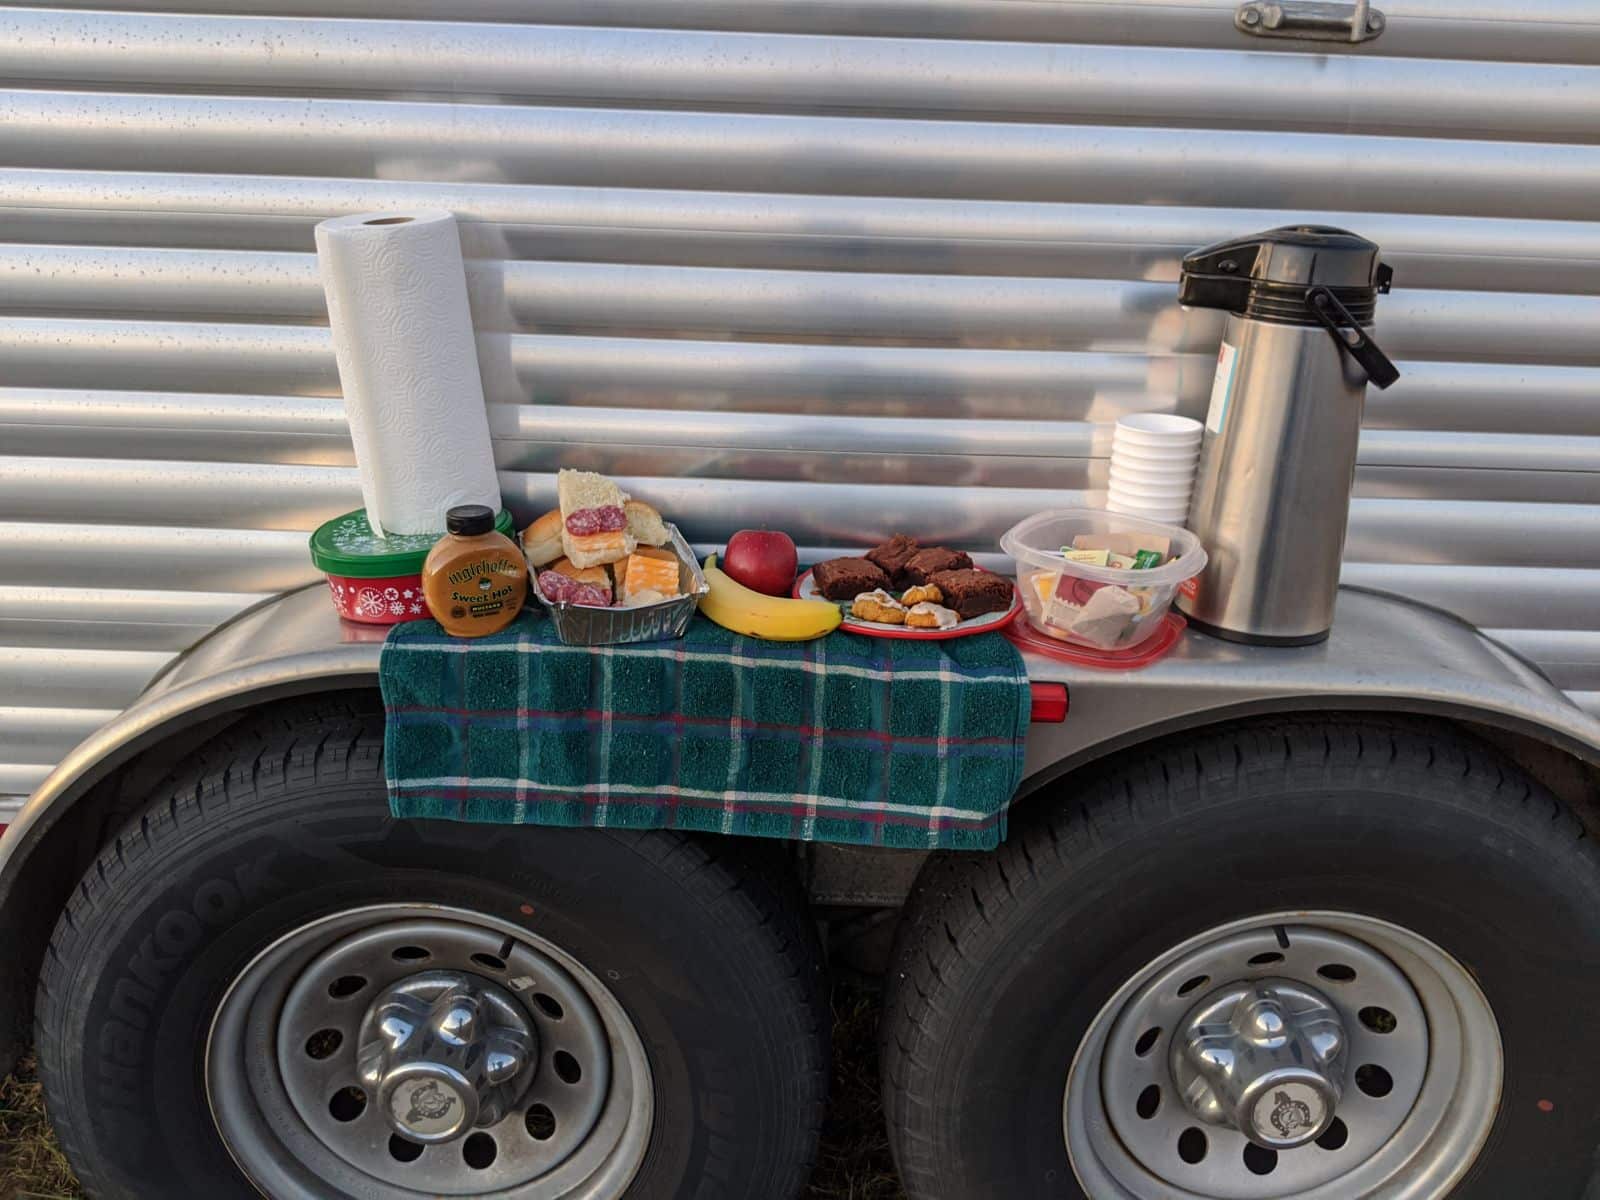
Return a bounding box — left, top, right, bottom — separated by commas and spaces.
421, 505, 528, 637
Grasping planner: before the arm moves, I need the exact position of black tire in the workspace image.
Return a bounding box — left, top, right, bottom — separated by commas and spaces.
36, 697, 827, 1199
881, 718, 1600, 1199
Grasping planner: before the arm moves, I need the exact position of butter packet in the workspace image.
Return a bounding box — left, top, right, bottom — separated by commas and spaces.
1063, 547, 1110, 567
1106, 551, 1138, 569
1073, 532, 1172, 559
1132, 548, 1165, 569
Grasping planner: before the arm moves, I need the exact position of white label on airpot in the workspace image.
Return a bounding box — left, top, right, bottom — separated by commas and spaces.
1206, 341, 1238, 435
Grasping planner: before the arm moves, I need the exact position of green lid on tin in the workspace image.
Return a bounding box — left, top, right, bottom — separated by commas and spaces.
309, 507, 515, 578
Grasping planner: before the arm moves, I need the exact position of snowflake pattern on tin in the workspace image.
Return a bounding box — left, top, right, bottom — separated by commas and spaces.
355, 587, 387, 617
327, 512, 444, 557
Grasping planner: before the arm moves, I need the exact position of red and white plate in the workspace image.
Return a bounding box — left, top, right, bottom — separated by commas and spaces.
793, 569, 1022, 641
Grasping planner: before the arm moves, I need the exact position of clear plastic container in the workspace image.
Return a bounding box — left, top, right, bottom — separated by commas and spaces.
1000, 509, 1207, 650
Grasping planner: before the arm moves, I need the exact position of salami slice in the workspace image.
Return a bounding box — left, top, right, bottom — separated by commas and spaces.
537, 570, 576, 602
565, 505, 626, 535
537, 571, 612, 608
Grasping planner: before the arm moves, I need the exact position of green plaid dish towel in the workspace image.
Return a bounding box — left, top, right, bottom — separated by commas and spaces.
381, 612, 1031, 850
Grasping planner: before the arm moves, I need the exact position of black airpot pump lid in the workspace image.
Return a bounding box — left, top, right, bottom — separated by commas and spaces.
1179, 225, 1391, 319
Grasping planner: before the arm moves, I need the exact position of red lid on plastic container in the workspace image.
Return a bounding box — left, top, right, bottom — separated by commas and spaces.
1005, 610, 1187, 670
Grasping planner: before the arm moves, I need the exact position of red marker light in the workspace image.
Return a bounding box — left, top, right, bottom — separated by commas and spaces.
1029, 683, 1069, 723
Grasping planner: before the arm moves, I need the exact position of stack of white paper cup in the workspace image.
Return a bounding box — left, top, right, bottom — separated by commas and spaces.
1106, 413, 1204, 525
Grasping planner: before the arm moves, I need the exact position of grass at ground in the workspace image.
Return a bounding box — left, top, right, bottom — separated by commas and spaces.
1, 985, 905, 1200
805, 985, 907, 1199
0, 1055, 80, 1200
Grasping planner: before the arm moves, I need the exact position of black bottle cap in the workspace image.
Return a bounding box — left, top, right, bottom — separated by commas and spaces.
446, 504, 496, 536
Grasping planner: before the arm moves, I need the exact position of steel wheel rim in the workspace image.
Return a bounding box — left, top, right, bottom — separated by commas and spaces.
1064, 911, 1502, 1200
206, 903, 653, 1199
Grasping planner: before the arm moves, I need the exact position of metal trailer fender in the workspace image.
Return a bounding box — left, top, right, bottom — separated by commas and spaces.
1, 582, 1597, 1075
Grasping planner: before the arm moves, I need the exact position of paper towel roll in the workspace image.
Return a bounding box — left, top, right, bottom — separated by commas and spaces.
315, 209, 501, 537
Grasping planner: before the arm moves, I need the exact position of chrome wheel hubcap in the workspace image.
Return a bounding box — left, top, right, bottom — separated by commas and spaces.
1172, 978, 1347, 1149
207, 904, 652, 1199
357, 970, 539, 1143
1065, 912, 1501, 1199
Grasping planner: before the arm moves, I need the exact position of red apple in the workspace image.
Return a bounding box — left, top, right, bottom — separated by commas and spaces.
722, 529, 799, 597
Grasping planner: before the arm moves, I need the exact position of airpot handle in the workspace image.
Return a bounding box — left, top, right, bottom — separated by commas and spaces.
1307, 285, 1400, 389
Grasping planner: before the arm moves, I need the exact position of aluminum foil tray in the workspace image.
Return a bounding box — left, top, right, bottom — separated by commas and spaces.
528, 523, 709, 646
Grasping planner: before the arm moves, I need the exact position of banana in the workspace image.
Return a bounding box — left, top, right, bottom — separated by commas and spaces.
699, 554, 842, 641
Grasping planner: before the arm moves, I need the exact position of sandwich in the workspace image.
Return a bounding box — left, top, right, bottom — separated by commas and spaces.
536, 556, 613, 607
521, 508, 565, 568
549, 556, 610, 590
528, 486, 671, 566
558, 469, 637, 568
624, 499, 671, 547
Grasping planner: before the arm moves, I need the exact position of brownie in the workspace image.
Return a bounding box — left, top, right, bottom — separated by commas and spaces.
812, 556, 891, 601
929, 569, 1013, 620
901, 546, 973, 587
865, 534, 920, 584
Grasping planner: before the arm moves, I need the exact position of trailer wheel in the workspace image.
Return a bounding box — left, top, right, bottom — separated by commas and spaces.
34, 699, 827, 1200
881, 719, 1600, 1200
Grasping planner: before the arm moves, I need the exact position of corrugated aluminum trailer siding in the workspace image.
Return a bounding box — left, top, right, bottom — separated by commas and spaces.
2, 0, 1599, 815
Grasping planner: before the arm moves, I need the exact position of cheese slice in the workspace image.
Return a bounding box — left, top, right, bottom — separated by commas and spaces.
1031, 571, 1059, 609
562, 528, 635, 569
619, 551, 682, 602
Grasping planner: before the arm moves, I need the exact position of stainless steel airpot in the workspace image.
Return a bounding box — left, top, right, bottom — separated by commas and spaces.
1176, 225, 1399, 645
